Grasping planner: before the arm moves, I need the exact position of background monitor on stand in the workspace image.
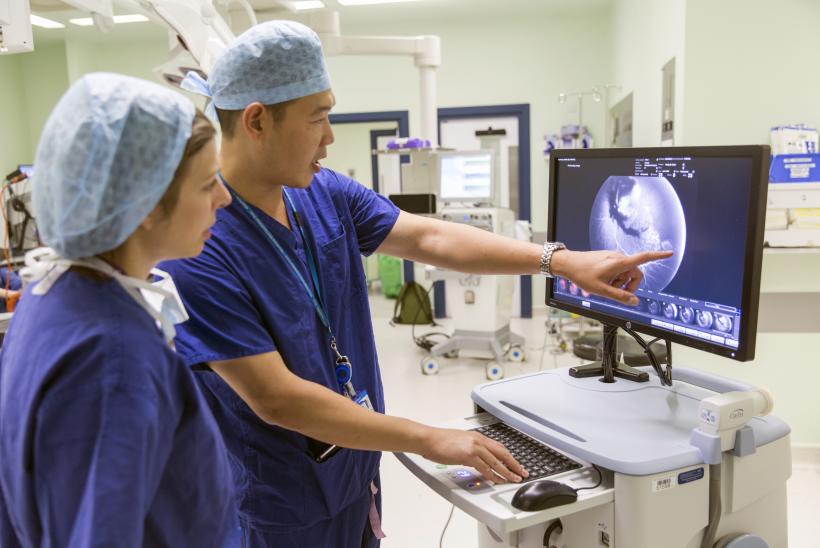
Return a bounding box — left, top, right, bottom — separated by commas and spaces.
437, 151, 495, 205
546, 146, 770, 383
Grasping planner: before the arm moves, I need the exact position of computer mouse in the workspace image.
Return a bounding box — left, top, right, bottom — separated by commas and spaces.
511, 479, 578, 511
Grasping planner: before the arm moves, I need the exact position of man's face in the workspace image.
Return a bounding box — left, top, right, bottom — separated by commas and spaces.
265, 90, 335, 188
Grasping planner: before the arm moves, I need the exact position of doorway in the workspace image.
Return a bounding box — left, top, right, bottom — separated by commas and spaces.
434, 104, 533, 318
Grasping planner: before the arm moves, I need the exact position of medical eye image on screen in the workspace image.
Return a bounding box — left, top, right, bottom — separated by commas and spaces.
549, 151, 761, 357
589, 175, 686, 292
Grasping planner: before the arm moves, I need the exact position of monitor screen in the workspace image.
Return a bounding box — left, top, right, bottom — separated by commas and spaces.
438, 152, 493, 201
547, 146, 769, 361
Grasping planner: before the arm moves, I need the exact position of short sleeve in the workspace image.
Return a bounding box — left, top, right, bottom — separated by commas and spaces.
162, 244, 277, 366
332, 171, 399, 256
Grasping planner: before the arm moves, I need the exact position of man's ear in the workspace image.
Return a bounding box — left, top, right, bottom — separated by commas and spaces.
241, 102, 270, 140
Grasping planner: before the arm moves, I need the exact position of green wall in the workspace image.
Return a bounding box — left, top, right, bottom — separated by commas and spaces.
1, 27, 194, 174
0, 55, 33, 173
683, 0, 820, 145
20, 44, 70, 156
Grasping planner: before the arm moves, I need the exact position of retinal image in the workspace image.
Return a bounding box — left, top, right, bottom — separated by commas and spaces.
589, 175, 686, 292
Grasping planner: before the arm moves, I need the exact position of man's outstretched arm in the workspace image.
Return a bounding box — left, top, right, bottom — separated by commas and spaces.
376, 211, 673, 305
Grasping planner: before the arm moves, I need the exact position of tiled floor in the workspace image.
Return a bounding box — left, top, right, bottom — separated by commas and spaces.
366, 291, 820, 548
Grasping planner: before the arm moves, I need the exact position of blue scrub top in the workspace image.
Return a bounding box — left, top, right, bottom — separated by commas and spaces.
0, 271, 239, 547
160, 169, 399, 533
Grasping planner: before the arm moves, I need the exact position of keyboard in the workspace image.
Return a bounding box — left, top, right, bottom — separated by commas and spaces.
473, 422, 583, 481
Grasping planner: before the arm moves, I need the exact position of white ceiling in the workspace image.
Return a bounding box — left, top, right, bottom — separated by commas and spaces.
30, 0, 612, 18
255, 0, 612, 20
26, 0, 612, 45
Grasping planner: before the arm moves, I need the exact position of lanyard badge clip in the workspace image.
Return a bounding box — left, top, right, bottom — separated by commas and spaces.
330, 338, 374, 411
314, 338, 375, 464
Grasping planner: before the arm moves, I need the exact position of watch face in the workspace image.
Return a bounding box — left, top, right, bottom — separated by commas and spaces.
542, 243, 565, 275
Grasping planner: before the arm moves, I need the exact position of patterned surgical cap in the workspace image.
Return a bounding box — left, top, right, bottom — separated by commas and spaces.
181, 20, 331, 112
33, 73, 196, 259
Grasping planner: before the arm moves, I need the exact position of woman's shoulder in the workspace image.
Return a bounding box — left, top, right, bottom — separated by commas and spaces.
11, 271, 179, 375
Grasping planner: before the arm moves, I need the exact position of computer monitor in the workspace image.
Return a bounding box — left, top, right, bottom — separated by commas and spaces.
438, 151, 494, 202
547, 146, 769, 363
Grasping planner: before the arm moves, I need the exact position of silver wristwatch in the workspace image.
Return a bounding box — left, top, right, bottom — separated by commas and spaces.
540, 241, 566, 277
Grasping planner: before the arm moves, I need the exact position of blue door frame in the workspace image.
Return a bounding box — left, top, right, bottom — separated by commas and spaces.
434, 104, 533, 319
329, 111, 415, 282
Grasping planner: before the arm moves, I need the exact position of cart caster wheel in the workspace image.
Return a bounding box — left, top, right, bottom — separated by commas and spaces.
420, 357, 440, 375
507, 345, 526, 363
485, 362, 504, 380
444, 350, 459, 359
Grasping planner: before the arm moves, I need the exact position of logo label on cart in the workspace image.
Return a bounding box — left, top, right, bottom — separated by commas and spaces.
678, 467, 705, 485
652, 475, 675, 492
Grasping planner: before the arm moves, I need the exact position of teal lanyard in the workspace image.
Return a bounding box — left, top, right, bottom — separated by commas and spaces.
221, 174, 356, 393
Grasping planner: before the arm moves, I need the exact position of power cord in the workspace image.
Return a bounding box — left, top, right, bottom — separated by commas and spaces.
573, 463, 604, 493
543, 519, 563, 548
619, 323, 673, 386
700, 463, 722, 548
439, 503, 455, 548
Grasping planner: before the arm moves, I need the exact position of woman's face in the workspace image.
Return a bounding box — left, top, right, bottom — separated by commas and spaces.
152, 138, 231, 260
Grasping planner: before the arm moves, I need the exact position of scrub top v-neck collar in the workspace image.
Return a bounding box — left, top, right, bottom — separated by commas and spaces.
221, 179, 307, 262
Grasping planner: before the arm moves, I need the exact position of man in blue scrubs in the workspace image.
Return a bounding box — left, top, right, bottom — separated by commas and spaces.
165, 21, 671, 547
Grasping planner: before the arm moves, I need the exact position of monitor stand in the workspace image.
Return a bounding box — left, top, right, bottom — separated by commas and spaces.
568, 324, 649, 383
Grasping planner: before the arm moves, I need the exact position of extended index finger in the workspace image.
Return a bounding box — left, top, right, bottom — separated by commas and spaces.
623, 250, 674, 268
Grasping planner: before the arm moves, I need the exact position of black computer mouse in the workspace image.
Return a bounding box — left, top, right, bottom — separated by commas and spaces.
511, 479, 578, 511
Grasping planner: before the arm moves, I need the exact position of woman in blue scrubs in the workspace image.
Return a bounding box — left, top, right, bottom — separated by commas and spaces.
0, 73, 237, 547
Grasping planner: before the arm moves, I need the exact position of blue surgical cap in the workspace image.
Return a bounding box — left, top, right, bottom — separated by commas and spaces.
33, 72, 195, 259
181, 20, 331, 112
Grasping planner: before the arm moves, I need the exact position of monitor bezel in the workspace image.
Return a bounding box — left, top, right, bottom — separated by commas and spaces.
545, 145, 770, 362
437, 150, 495, 203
